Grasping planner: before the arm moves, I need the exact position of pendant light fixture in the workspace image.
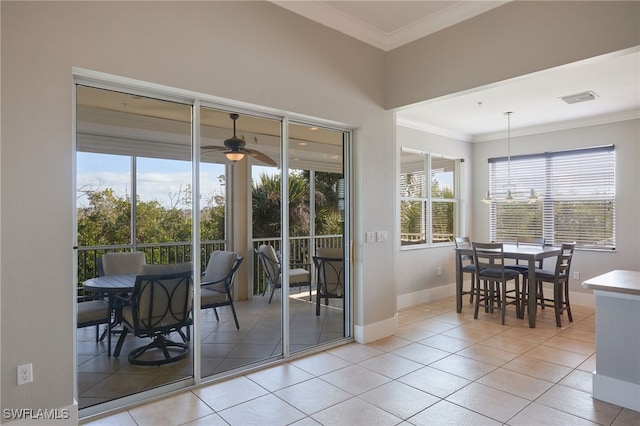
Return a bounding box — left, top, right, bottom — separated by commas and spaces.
482, 112, 538, 204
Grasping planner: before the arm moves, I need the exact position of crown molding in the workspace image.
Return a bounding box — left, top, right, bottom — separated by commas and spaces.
270, 1, 508, 51
398, 109, 640, 143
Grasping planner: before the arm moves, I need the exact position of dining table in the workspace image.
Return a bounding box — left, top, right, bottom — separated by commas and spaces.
83, 274, 137, 356
454, 243, 562, 328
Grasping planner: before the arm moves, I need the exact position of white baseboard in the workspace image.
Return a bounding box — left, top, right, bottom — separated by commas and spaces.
396, 283, 456, 310
354, 314, 398, 344
593, 372, 640, 411
358, 284, 594, 346
396, 282, 594, 310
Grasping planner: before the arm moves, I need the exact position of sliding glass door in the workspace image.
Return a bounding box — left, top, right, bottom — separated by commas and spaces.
75, 79, 352, 417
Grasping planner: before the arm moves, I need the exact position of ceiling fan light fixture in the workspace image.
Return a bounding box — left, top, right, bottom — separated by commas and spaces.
225, 151, 245, 162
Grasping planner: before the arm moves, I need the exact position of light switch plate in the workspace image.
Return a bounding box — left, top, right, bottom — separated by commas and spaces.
366, 231, 375, 243
376, 231, 388, 242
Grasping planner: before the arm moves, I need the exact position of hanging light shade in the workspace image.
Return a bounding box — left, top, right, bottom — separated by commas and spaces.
225, 151, 245, 162
483, 111, 540, 204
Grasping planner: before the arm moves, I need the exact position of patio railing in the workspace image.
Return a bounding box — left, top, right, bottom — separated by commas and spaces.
77, 235, 343, 296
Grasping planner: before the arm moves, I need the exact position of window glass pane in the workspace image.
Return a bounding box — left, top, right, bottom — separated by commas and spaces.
431, 157, 455, 199
432, 201, 454, 243
494, 203, 543, 242
400, 200, 426, 245
488, 146, 615, 249
400, 150, 425, 198
76, 152, 132, 246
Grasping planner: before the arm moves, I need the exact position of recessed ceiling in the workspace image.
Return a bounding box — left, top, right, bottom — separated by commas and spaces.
271, 1, 640, 141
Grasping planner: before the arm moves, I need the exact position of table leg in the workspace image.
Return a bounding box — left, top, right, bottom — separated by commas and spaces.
528, 258, 536, 328
456, 252, 462, 313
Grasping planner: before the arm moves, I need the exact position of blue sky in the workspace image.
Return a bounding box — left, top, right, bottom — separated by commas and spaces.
76, 152, 278, 208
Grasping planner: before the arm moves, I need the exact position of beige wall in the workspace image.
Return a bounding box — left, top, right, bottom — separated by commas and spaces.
1, 1, 394, 416
395, 119, 640, 307
385, 1, 640, 109
1, 0, 638, 419
471, 119, 640, 292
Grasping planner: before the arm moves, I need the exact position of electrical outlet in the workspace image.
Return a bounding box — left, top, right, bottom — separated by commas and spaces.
17, 363, 33, 385
573, 271, 580, 280
437, 267, 442, 276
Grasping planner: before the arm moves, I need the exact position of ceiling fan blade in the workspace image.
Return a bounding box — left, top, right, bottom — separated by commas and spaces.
201, 145, 226, 151
242, 148, 277, 167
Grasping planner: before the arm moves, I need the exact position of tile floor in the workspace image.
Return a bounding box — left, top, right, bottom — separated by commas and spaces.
82, 296, 640, 426
78, 289, 345, 410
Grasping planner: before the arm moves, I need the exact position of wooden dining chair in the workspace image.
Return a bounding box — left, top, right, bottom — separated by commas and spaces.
523, 242, 576, 327
454, 237, 476, 304
472, 242, 522, 324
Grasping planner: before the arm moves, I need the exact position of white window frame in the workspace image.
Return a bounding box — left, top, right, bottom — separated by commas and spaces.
400, 148, 459, 249
488, 145, 616, 250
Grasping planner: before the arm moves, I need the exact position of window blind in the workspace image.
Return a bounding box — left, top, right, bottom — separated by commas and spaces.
488, 145, 615, 250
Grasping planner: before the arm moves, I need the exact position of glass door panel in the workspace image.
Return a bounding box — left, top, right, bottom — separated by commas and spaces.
76, 85, 193, 411
288, 122, 348, 353
201, 107, 283, 376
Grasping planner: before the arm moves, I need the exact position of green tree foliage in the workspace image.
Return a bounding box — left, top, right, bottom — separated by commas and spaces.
252, 171, 344, 238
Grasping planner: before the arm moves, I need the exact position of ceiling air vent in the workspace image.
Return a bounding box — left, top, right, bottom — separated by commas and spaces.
560, 91, 598, 104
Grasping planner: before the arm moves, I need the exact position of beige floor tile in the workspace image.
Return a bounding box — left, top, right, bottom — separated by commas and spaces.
128, 392, 213, 426
365, 335, 412, 352
245, 362, 313, 392
477, 367, 554, 400
508, 401, 600, 425
428, 310, 472, 326
457, 343, 520, 366
446, 382, 530, 423
81, 297, 635, 426
536, 384, 623, 425
358, 352, 423, 379
359, 380, 439, 420
398, 365, 471, 398
311, 397, 401, 426
576, 354, 596, 373
418, 333, 472, 352
327, 342, 384, 363
559, 369, 593, 393
393, 322, 439, 341
442, 325, 500, 343
503, 355, 572, 383
82, 411, 138, 426
320, 364, 390, 395
217, 393, 305, 426
429, 353, 497, 380
289, 351, 352, 375
612, 408, 640, 426
542, 335, 596, 356
523, 344, 589, 368
180, 413, 229, 426
390, 342, 451, 365
412, 317, 459, 333
558, 327, 596, 343
274, 377, 352, 415
499, 326, 558, 344
193, 376, 268, 412
479, 334, 539, 355
408, 399, 502, 425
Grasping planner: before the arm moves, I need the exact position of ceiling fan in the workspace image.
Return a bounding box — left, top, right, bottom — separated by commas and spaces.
201, 113, 277, 166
